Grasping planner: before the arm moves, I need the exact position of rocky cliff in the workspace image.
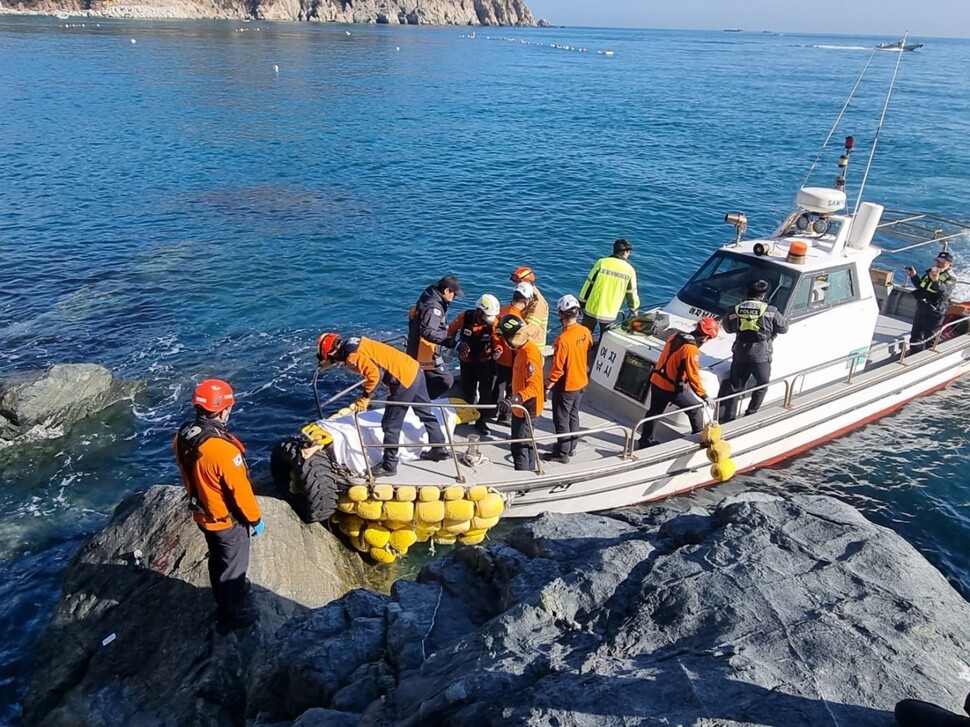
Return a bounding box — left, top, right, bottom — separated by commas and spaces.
3, 0, 537, 24
25, 490, 970, 726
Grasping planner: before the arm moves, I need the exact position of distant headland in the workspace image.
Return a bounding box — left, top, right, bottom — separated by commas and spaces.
0, 0, 544, 25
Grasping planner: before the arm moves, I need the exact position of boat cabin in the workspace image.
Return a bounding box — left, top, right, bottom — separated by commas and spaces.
588, 186, 905, 429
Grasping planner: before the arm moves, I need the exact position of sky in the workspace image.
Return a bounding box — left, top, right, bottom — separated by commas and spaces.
526, 0, 970, 39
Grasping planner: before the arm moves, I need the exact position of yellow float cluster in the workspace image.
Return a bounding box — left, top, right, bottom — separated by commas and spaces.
701, 422, 737, 482
331, 483, 507, 563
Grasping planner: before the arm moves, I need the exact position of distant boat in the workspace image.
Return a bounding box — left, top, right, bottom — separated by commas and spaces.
723, 28, 743, 32
877, 39, 923, 51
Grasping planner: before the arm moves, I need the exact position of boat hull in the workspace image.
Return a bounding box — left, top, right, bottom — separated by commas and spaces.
500, 340, 969, 517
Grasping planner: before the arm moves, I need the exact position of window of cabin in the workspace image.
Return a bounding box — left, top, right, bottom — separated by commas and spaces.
677, 251, 799, 316
788, 267, 856, 318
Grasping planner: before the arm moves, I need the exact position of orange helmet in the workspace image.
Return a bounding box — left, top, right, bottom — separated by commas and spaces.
509, 266, 536, 284
696, 317, 720, 339
316, 332, 342, 362
193, 379, 235, 413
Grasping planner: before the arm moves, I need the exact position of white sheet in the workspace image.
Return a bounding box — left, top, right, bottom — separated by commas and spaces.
318, 400, 458, 476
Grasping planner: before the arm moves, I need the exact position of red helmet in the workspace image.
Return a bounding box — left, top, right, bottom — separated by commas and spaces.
509, 266, 536, 284
193, 379, 235, 413
317, 332, 342, 362
696, 317, 720, 339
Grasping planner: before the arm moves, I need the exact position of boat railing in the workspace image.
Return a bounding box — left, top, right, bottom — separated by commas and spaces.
336, 313, 970, 485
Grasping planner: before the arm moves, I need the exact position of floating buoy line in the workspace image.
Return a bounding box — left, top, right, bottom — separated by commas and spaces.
459, 32, 615, 57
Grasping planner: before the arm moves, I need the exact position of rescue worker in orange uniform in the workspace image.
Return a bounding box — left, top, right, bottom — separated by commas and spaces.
174, 379, 262, 633
318, 333, 448, 477
407, 275, 462, 399
497, 314, 545, 471
510, 266, 550, 347
638, 317, 720, 449
490, 282, 533, 425
447, 293, 501, 434
544, 294, 591, 464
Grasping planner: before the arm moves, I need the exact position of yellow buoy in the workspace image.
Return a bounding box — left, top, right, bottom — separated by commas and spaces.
459, 531, 487, 546
363, 524, 391, 548
706, 439, 733, 463
435, 534, 457, 546
371, 484, 394, 501
471, 514, 500, 530
443, 485, 465, 501
466, 485, 488, 501
351, 534, 369, 552
338, 514, 364, 537
415, 524, 439, 542
389, 529, 417, 552
383, 500, 414, 522
348, 485, 369, 502
418, 486, 441, 502
416, 500, 445, 523
370, 547, 397, 564
475, 493, 505, 519
356, 499, 383, 521
394, 486, 417, 502
710, 458, 737, 482
336, 495, 356, 513
444, 499, 475, 521
701, 422, 723, 445
441, 518, 471, 535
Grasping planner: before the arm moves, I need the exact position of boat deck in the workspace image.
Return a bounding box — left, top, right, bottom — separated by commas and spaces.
363, 310, 918, 487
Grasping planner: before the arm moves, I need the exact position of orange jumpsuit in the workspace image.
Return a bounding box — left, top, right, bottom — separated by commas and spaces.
174, 425, 261, 531
345, 337, 420, 394
174, 418, 261, 627
510, 340, 544, 471
547, 322, 592, 458
640, 333, 707, 445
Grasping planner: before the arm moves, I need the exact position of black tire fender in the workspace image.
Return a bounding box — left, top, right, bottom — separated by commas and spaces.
270, 436, 340, 524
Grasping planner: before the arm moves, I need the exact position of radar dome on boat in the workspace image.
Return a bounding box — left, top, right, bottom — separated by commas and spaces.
795, 187, 846, 215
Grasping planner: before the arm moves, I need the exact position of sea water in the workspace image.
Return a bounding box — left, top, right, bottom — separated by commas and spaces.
1, 17, 968, 720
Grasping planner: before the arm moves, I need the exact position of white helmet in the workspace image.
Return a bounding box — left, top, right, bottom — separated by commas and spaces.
557, 294, 581, 314
513, 281, 534, 299
476, 293, 501, 318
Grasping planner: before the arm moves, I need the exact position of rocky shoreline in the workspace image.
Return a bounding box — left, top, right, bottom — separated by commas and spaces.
0, 0, 541, 25
23, 487, 970, 726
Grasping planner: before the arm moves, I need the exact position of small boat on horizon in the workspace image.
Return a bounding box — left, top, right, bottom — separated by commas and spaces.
877, 39, 923, 51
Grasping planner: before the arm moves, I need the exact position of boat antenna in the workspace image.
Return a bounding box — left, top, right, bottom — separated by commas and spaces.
801, 48, 878, 189
853, 31, 908, 214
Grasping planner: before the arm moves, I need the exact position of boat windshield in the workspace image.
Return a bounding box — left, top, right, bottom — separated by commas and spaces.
676, 251, 798, 315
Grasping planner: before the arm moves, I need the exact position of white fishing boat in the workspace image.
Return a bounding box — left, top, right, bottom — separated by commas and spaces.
877, 39, 923, 52
271, 46, 969, 560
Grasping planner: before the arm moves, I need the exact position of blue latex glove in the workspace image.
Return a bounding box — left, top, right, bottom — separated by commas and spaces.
250, 520, 264, 538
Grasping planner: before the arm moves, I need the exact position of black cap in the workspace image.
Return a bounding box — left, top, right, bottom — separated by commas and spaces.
498, 313, 524, 340
437, 275, 464, 297
937, 251, 954, 262
613, 238, 633, 254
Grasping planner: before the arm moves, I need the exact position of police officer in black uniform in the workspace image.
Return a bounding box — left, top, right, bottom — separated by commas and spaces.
407, 275, 462, 399
906, 250, 956, 353
721, 279, 789, 422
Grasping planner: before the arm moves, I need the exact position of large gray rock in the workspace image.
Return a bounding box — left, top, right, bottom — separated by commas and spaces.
0, 364, 130, 449
249, 494, 970, 725
23, 485, 386, 727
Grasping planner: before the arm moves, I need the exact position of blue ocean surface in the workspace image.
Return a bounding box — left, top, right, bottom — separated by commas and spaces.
1, 17, 969, 721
